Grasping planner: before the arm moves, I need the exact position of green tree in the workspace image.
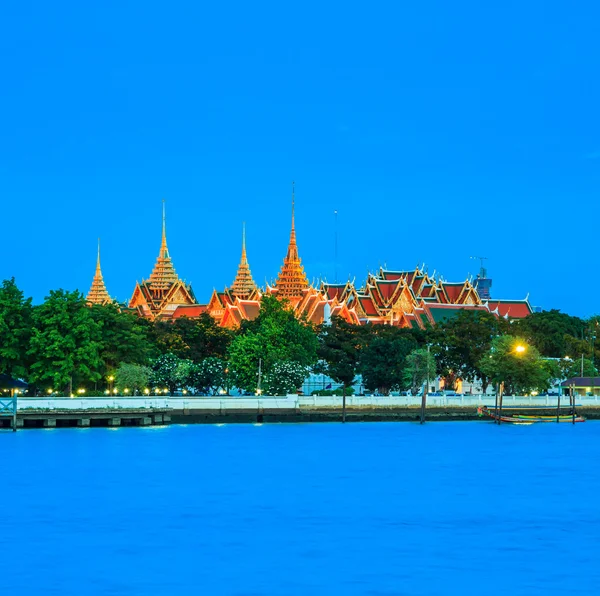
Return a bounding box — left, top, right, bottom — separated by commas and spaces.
115, 363, 152, 395
153, 313, 233, 362
150, 353, 183, 394
263, 361, 308, 396
0, 278, 32, 378
228, 296, 318, 393
514, 310, 586, 358
431, 310, 508, 393
317, 317, 363, 398
560, 357, 597, 379
404, 348, 437, 394
187, 357, 226, 395
479, 336, 550, 395
28, 289, 102, 395
359, 325, 417, 395
89, 303, 154, 381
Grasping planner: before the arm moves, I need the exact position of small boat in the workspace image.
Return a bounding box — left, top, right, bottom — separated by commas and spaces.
477, 405, 585, 424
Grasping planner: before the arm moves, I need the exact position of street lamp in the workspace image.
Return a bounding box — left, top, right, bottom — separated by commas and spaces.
515, 345, 526, 355
108, 375, 114, 394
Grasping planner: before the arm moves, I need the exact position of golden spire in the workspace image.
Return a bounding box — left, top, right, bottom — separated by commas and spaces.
275, 182, 309, 298
230, 222, 257, 299
148, 199, 180, 294
86, 238, 112, 305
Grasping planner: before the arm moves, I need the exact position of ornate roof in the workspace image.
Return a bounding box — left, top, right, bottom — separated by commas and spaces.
274, 183, 309, 299
86, 239, 112, 305
230, 223, 257, 300
147, 200, 180, 294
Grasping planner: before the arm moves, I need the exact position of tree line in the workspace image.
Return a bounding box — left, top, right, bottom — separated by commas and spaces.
1, 277, 598, 396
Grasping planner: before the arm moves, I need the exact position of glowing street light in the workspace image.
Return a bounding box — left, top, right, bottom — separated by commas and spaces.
515, 345, 526, 355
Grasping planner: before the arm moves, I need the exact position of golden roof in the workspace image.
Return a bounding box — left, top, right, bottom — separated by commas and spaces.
148, 200, 180, 294
230, 222, 257, 299
86, 239, 112, 305
275, 183, 309, 298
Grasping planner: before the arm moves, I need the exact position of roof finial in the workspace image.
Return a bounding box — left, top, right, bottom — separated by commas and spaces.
96, 237, 101, 273
162, 198, 167, 247
291, 180, 295, 232
241, 221, 247, 259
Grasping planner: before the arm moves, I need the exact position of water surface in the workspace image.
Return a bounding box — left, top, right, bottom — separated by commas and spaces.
2, 421, 598, 595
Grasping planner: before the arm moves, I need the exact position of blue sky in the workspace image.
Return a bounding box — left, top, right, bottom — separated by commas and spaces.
2, 1, 599, 317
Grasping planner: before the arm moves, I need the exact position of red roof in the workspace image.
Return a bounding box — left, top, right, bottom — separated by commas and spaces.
172, 305, 207, 319
487, 300, 532, 319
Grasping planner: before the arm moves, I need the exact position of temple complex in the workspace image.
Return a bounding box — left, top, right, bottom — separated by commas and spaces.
86, 239, 112, 305
87, 191, 533, 326
129, 201, 196, 319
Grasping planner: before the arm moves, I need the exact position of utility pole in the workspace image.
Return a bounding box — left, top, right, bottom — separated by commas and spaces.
257, 358, 262, 396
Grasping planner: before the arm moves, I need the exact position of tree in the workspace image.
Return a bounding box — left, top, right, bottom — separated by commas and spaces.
514, 310, 586, 358
404, 348, 437, 394
431, 310, 508, 393
186, 357, 226, 395
115, 363, 152, 395
228, 296, 318, 393
153, 313, 233, 362
89, 303, 154, 381
359, 325, 417, 395
317, 317, 363, 397
0, 278, 32, 378
263, 361, 308, 396
560, 357, 598, 379
28, 289, 102, 395
478, 336, 550, 395
150, 353, 183, 394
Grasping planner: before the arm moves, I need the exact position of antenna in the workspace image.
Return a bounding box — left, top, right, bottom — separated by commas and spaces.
470, 256, 488, 278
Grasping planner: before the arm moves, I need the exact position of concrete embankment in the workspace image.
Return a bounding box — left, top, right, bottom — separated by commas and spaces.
2, 396, 599, 429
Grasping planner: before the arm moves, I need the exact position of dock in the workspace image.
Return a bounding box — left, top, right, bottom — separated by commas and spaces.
0, 408, 171, 430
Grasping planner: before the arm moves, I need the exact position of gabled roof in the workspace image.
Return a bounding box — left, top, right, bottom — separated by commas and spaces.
486, 299, 532, 319
172, 305, 207, 319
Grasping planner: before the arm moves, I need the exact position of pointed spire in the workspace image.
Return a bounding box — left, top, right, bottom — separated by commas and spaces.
86, 238, 112, 305
230, 222, 257, 299
275, 182, 309, 299
148, 199, 180, 294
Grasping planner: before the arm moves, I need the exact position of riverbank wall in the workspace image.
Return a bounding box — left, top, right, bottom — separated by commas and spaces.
1, 395, 599, 429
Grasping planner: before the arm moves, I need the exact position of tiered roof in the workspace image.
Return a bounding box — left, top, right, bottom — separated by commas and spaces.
273, 184, 309, 299
86, 239, 112, 305
147, 201, 180, 294
230, 223, 257, 300
128, 201, 196, 319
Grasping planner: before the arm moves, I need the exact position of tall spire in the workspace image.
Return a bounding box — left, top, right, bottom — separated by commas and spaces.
230, 222, 257, 299
86, 238, 112, 305
148, 199, 179, 294
275, 182, 309, 298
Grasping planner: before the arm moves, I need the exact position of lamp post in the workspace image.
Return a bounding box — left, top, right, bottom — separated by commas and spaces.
108, 375, 114, 395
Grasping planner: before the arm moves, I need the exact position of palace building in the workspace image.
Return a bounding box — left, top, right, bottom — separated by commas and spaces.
128, 201, 196, 320
88, 191, 533, 326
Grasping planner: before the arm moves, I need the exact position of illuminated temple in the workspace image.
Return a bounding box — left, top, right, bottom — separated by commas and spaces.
128, 202, 196, 319
86, 192, 533, 325
86, 240, 112, 305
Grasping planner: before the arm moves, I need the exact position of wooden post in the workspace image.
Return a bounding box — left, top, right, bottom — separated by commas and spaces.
420, 382, 427, 424
11, 389, 17, 432
497, 382, 504, 425
556, 387, 561, 423
342, 385, 346, 423
571, 384, 576, 424
494, 384, 499, 424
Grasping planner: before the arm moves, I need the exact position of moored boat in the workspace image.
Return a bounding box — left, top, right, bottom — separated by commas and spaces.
477, 405, 585, 424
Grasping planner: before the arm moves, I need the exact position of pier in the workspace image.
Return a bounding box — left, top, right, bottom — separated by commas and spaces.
0, 407, 171, 430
